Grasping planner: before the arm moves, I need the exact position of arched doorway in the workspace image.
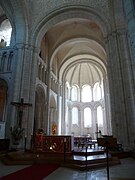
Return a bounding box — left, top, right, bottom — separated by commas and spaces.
50, 94, 57, 135
0, 78, 8, 138
34, 85, 46, 133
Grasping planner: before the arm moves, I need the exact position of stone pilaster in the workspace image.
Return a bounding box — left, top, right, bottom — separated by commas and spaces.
105, 28, 135, 148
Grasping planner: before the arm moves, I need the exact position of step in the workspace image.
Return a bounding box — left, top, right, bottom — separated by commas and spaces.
62, 156, 120, 171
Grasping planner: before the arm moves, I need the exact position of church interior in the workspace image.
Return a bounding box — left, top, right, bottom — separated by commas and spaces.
0, 0, 135, 179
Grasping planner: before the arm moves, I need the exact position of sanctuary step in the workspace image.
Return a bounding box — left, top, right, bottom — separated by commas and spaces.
1, 148, 131, 171
62, 147, 121, 170
62, 156, 120, 171
73, 147, 105, 156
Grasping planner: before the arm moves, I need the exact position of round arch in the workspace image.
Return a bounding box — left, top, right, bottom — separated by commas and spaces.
34, 84, 46, 132
31, 6, 111, 48
50, 37, 106, 68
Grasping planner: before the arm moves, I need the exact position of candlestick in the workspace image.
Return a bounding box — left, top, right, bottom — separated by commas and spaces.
96, 123, 98, 132
24, 136, 27, 152
30, 134, 33, 150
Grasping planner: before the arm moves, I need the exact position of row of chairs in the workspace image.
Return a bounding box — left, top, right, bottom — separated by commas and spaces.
74, 136, 97, 149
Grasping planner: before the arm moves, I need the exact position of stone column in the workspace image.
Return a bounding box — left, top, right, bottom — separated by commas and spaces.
61, 82, 66, 135
79, 109, 83, 136
92, 108, 97, 139
46, 67, 51, 135
124, 0, 135, 148
103, 78, 112, 135
105, 29, 135, 148
68, 107, 72, 134
9, 44, 39, 149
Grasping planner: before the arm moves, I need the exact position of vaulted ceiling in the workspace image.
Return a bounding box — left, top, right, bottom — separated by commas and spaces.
45, 18, 107, 86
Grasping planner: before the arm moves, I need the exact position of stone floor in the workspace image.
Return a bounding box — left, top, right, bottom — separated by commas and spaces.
0, 157, 135, 179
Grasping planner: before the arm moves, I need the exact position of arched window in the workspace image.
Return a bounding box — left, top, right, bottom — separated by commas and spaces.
84, 107, 92, 127
97, 106, 103, 127
93, 82, 101, 101
71, 85, 78, 101
72, 107, 78, 125
82, 85, 92, 102
0, 19, 12, 47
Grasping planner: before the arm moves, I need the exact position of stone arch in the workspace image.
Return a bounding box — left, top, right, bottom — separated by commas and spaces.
0, 78, 8, 138
50, 37, 106, 68
49, 94, 57, 134
0, 78, 8, 122
31, 6, 111, 48
34, 84, 46, 132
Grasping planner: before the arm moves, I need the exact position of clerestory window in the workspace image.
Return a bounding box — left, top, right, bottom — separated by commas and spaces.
71, 85, 78, 101
93, 82, 101, 101
82, 85, 92, 102
0, 19, 12, 47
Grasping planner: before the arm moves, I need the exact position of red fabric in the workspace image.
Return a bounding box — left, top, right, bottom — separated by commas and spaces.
0, 164, 59, 180
35, 134, 44, 148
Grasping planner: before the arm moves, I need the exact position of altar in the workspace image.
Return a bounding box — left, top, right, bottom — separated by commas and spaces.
35, 134, 74, 153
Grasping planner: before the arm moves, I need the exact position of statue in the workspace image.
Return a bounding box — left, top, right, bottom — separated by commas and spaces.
52, 123, 57, 135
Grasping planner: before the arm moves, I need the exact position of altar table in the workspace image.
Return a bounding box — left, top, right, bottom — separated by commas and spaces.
35, 135, 74, 153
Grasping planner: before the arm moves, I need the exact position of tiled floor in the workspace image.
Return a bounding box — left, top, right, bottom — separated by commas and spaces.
45, 158, 135, 180
0, 161, 30, 178
0, 157, 135, 179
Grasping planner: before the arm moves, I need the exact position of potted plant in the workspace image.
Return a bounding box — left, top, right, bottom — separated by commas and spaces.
10, 126, 24, 145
